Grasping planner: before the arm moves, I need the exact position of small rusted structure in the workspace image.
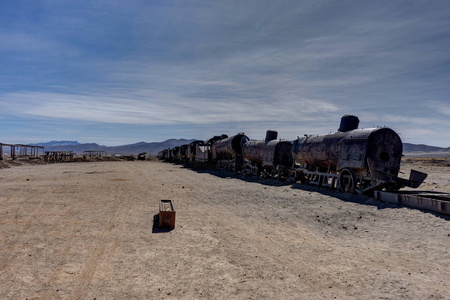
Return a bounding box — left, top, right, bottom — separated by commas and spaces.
159, 200, 176, 229
83, 151, 107, 158
44, 151, 74, 162
0, 143, 44, 160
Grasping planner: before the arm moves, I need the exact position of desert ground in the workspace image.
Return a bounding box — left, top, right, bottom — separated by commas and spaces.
0, 158, 449, 299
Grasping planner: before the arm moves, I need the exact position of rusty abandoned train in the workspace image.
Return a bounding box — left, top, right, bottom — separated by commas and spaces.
158, 115, 427, 194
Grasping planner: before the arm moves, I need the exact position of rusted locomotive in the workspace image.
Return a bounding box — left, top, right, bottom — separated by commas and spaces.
187, 140, 203, 162
212, 133, 249, 172
194, 135, 226, 166
292, 115, 427, 193
159, 115, 427, 194
242, 130, 293, 177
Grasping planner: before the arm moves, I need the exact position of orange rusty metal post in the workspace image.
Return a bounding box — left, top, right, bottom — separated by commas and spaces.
159, 200, 176, 229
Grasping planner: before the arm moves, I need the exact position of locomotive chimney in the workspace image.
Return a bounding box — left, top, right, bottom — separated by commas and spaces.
265, 130, 278, 142
338, 115, 359, 132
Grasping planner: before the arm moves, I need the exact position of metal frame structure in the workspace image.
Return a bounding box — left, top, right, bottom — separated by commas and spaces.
0, 143, 45, 160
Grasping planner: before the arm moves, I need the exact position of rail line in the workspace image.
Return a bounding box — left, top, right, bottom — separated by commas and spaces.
374, 190, 450, 216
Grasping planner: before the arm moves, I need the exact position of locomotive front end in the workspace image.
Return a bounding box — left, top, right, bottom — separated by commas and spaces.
365, 128, 402, 178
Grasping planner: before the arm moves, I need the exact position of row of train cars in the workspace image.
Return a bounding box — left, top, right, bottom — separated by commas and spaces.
157, 115, 428, 194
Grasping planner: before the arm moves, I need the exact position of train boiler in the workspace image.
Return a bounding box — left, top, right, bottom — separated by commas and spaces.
292, 115, 427, 193
212, 133, 249, 172
242, 130, 294, 178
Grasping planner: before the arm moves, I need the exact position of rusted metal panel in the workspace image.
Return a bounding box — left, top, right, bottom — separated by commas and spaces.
159, 200, 176, 229
337, 137, 367, 171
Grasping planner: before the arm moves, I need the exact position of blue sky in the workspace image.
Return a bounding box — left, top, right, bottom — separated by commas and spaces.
1, 0, 450, 146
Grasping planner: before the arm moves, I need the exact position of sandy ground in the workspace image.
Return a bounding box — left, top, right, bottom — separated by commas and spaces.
0, 158, 449, 299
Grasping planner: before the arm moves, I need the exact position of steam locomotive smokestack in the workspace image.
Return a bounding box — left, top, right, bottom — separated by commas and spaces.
265, 130, 278, 142
338, 115, 360, 132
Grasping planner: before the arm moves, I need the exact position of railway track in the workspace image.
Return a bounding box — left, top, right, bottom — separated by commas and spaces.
374, 190, 450, 216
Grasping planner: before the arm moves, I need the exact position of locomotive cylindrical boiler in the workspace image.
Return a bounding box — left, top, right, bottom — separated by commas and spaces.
292, 132, 346, 171
293, 127, 403, 177
212, 133, 249, 161
243, 131, 293, 169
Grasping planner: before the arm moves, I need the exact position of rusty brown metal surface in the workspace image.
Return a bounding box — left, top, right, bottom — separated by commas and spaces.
212, 133, 248, 161
293, 127, 403, 177
243, 132, 293, 169
159, 200, 176, 229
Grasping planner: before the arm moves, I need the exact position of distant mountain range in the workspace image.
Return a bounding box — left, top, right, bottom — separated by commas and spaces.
403, 143, 450, 157
33, 139, 195, 155
30, 140, 449, 156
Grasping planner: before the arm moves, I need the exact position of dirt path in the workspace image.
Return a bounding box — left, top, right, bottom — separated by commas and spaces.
1, 161, 449, 299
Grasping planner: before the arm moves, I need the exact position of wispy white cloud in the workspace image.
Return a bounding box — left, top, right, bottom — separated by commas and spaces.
0, 90, 338, 125
1, 1, 450, 146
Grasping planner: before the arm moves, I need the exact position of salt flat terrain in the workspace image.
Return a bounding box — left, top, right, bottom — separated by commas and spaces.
0, 159, 449, 299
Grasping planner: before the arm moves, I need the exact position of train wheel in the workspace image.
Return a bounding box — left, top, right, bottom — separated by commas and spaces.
338, 169, 356, 193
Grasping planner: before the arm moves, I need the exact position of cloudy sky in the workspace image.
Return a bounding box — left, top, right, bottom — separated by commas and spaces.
1, 0, 450, 146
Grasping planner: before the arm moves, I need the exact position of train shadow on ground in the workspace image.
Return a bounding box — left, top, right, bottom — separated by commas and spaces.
178, 163, 450, 220
290, 182, 394, 209
184, 165, 291, 187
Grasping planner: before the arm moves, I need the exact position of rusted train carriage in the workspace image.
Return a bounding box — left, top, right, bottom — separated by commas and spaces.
187, 140, 204, 162
194, 135, 226, 167
242, 130, 294, 178
161, 115, 426, 194
211, 133, 249, 172
292, 115, 426, 193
